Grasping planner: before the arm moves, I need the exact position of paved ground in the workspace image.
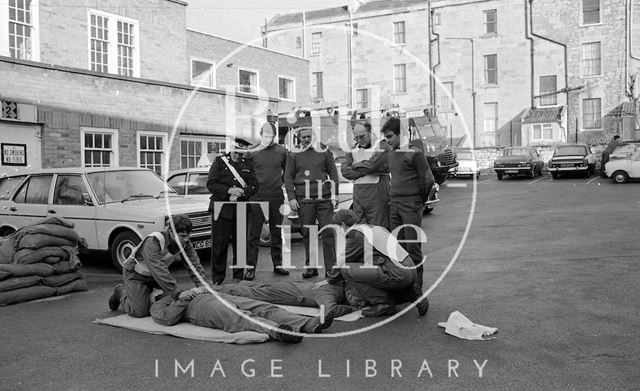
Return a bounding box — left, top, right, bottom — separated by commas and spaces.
1, 172, 639, 390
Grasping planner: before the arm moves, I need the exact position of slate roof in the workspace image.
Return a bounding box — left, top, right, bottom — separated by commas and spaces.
267, 0, 428, 27
521, 106, 563, 124
605, 101, 637, 117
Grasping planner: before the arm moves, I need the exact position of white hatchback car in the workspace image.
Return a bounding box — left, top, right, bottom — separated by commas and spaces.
0, 167, 211, 270
604, 143, 640, 183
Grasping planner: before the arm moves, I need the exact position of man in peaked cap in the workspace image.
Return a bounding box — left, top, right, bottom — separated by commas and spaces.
207, 138, 259, 284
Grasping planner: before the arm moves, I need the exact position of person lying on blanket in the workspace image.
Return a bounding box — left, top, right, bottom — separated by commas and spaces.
313, 209, 430, 317
150, 286, 332, 343
108, 214, 207, 317
215, 276, 405, 318
215, 279, 353, 319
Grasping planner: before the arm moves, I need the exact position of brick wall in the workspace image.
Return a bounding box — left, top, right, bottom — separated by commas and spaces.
187, 30, 310, 113
1, 59, 277, 169
39, 0, 188, 84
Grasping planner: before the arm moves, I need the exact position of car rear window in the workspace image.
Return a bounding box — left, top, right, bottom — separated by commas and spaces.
0, 175, 26, 200
555, 146, 587, 156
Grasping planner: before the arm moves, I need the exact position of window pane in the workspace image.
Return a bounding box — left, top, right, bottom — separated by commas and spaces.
582, 42, 601, 76
484, 10, 497, 34
394, 64, 406, 93
192, 60, 214, 87
24, 175, 53, 204
311, 32, 322, 55
312, 72, 323, 99
393, 22, 405, 44
539, 75, 557, 106
583, 0, 600, 24
484, 55, 498, 84
582, 98, 601, 129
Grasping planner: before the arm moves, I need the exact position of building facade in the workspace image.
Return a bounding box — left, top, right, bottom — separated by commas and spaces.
263, 0, 640, 147
0, 0, 309, 172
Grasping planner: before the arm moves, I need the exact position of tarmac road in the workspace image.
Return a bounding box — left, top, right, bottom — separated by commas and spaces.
1, 173, 639, 390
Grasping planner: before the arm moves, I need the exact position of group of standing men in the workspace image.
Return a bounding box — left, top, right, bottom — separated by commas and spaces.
206, 116, 434, 288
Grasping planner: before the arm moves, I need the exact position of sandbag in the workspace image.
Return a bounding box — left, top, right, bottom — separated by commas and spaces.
55, 278, 88, 296
42, 271, 84, 287
18, 234, 76, 250
0, 285, 56, 306
0, 235, 17, 264
0, 263, 55, 278
31, 216, 75, 229
21, 224, 81, 243
0, 275, 42, 292
51, 260, 80, 275
13, 246, 74, 264
0, 269, 10, 280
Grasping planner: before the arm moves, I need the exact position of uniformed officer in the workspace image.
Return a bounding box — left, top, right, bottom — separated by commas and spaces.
207, 140, 259, 284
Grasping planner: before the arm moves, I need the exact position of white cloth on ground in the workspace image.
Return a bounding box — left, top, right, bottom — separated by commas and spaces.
437, 311, 498, 340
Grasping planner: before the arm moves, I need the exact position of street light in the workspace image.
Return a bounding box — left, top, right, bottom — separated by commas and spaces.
442, 37, 476, 149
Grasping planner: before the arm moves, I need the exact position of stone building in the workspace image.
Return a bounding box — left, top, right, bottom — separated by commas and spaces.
263, 0, 640, 147
0, 0, 309, 171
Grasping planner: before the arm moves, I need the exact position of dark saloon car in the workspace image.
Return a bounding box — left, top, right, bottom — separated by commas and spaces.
547, 144, 596, 179
493, 147, 544, 180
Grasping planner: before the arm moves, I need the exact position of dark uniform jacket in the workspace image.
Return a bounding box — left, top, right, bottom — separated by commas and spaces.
247, 143, 287, 199
207, 153, 258, 220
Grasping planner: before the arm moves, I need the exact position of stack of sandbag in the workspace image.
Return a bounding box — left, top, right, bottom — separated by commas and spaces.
0, 216, 88, 306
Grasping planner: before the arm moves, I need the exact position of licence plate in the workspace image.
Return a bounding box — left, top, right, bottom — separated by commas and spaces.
193, 238, 212, 249
560, 163, 573, 167
505, 170, 518, 174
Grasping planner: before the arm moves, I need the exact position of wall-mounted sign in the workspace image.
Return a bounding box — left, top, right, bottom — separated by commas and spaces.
1, 143, 27, 166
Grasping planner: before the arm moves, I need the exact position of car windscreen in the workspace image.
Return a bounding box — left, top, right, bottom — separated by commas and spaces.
0, 175, 27, 200
87, 170, 176, 203
555, 146, 587, 156
500, 148, 529, 156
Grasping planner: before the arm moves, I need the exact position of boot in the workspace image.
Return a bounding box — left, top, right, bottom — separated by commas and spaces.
275, 324, 303, 343
108, 284, 125, 311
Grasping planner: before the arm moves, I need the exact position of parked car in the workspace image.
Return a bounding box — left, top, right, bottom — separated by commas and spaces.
547, 144, 596, 179
0, 167, 211, 271
604, 143, 640, 183
493, 147, 544, 180
167, 166, 354, 247
448, 150, 480, 179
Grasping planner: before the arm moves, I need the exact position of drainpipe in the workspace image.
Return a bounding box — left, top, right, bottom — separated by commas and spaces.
427, 0, 435, 110
524, 0, 534, 108
630, 0, 640, 61
529, 0, 569, 141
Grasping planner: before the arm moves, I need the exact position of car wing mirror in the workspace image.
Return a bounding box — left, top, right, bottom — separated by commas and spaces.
82, 192, 94, 206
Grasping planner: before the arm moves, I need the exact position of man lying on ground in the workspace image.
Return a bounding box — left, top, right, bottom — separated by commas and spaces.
215, 279, 353, 319
216, 275, 404, 318
315, 209, 429, 317
150, 286, 332, 343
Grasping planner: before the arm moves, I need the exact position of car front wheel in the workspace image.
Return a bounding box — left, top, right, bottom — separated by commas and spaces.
612, 170, 629, 184
111, 231, 141, 272
497, 172, 503, 180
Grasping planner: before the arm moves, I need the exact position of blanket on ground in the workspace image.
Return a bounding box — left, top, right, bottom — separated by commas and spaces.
94, 315, 269, 344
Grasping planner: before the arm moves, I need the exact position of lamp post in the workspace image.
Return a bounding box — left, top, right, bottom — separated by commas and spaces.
443, 37, 476, 149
